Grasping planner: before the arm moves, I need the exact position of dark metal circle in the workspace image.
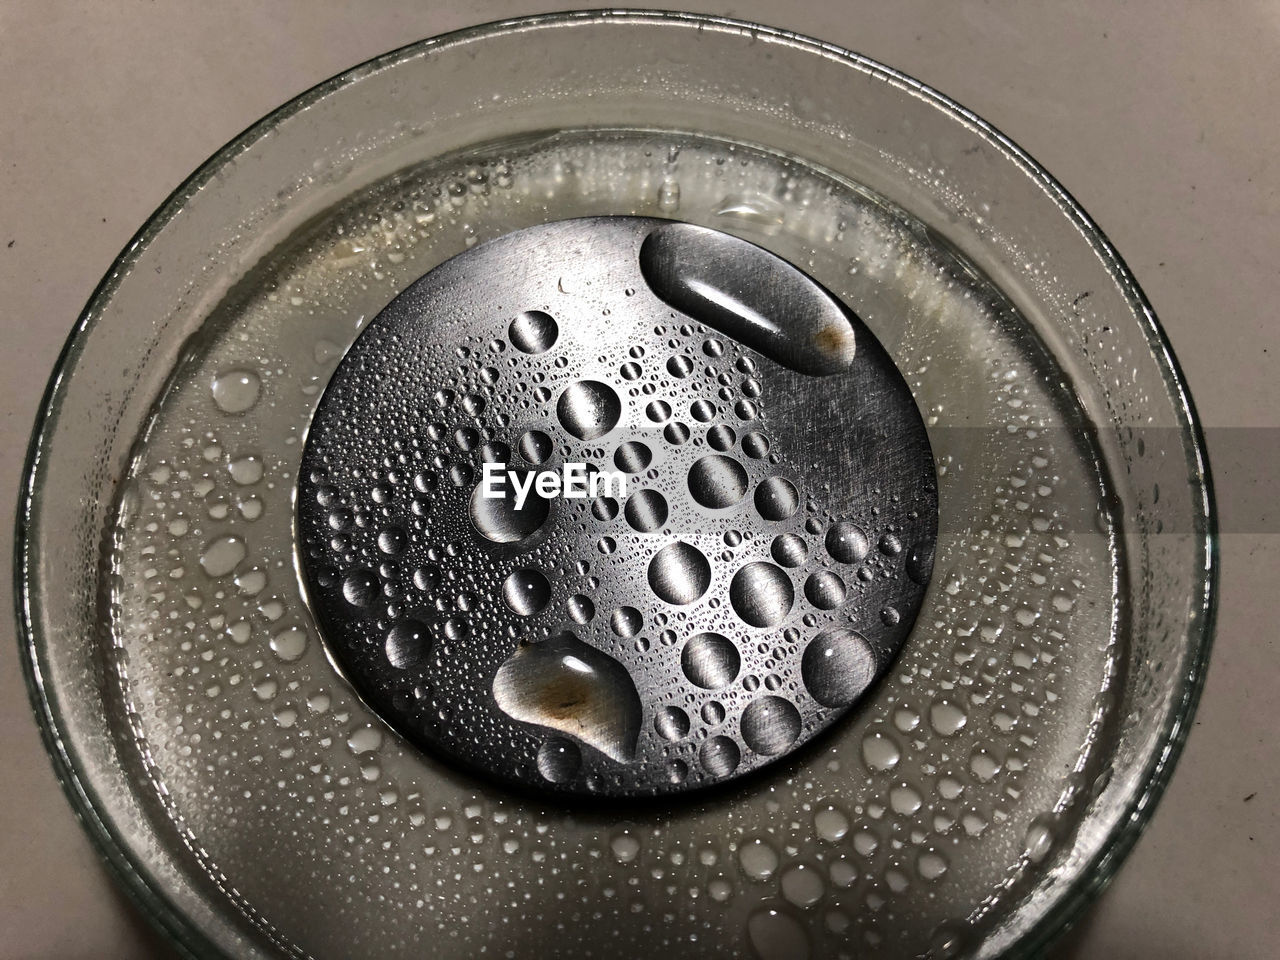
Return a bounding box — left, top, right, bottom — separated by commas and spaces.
297, 217, 937, 798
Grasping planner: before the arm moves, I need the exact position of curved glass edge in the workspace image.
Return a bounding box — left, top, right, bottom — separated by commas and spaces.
13, 9, 1217, 960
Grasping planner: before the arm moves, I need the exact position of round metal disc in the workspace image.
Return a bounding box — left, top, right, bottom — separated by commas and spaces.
297, 217, 936, 798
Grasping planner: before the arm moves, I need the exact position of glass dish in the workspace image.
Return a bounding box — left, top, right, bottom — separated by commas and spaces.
16, 11, 1215, 959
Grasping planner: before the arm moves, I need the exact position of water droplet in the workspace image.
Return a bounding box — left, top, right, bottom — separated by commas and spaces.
610, 606, 643, 638
493, 631, 642, 762
688, 454, 748, 509
681, 633, 739, 690
469, 473, 550, 544
906, 540, 934, 584
639, 222, 855, 377
210, 369, 261, 413
814, 805, 850, 842
1024, 815, 1056, 863
700, 735, 740, 776
930, 700, 968, 737
341, 569, 379, 607
801, 627, 876, 707
536, 737, 580, 783
377, 526, 407, 555
771, 533, 808, 567
862, 731, 901, 771
730, 562, 793, 627
269, 626, 308, 662
623, 489, 667, 532
227, 455, 263, 485
655, 706, 690, 741
613, 440, 652, 473
648, 541, 711, 605
803, 570, 846, 610
557, 380, 621, 440
741, 696, 801, 755
610, 832, 641, 863
502, 568, 551, 616
739, 838, 779, 881
755, 477, 799, 521
199, 535, 246, 577
780, 863, 825, 908
385, 618, 430, 668
518, 429, 552, 465
918, 849, 949, 881
825, 520, 870, 563
566, 594, 595, 624
508, 310, 558, 354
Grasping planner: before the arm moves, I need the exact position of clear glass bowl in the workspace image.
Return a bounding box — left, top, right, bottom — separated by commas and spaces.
16, 11, 1214, 959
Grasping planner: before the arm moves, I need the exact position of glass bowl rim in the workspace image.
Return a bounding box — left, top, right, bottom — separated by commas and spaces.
14, 9, 1218, 959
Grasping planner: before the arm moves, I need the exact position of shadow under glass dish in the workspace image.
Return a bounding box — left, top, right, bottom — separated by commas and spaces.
16, 13, 1213, 960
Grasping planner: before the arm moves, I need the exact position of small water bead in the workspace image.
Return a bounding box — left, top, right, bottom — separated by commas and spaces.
970, 747, 1002, 782
566, 594, 595, 624
906, 539, 934, 584
890, 783, 923, 816
862, 731, 901, 771
610, 832, 641, 863
664, 421, 690, 445
591, 496, 620, 521
770, 533, 808, 568
654, 706, 690, 741
754, 477, 799, 521
468, 476, 550, 544
687, 454, 748, 509
930, 699, 968, 736
1024, 815, 1057, 864
501, 568, 552, 616
227, 455, 263, 485
536, 738, 581, 783
738, 838, 779, 881
740, 696, 801, 755
508, 310, 558, 354
610, 606, 643, 638
269, 626, 308, 662
780, 863, 826, 908
706, 424, 736, 451
623, 489, 667, 533
825, 520, 870, 563
342, 569, 379, 607
557, 380, 621, 440
917, 849, 950, 881
346, 726, 383, 754
384, 619, 430, 668
878, 531, 903, 556
645, 400, 671, 423
801, 627, 876, 708
377, 527, 408, 555
701, 701, 726, 725
803, 570, 846, 610
814, 805, 850, 842
667, 355, 694, 378
681, 633, 739, 690
199, 535, 246, 577
700, 735, 740, 776
648, 541, 711, 605
741, 431, 770, 458
729, 562, 793, 627
517, 429, 552, 465
210, 368, 261, 413
747, 908, 810, 960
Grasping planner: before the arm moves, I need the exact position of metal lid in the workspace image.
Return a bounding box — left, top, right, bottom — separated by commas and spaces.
297, 217, 936, 798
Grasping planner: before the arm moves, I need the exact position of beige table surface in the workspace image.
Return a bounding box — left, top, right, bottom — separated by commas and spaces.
1, 3, 1276, 958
